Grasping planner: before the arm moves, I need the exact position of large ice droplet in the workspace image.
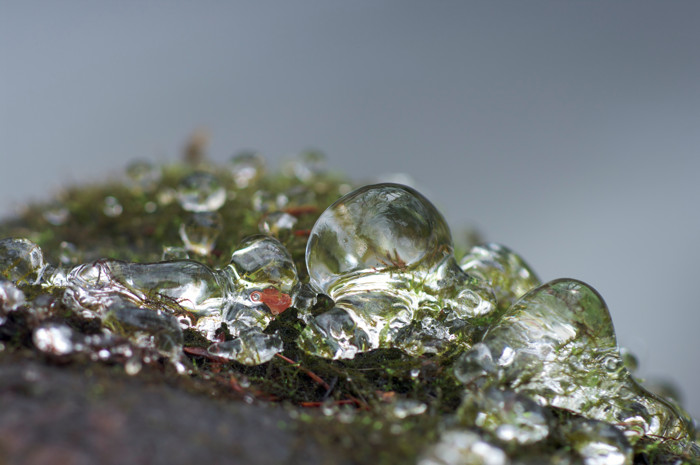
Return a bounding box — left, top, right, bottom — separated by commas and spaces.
306, 183, 453, 293
300, 184, 496, 359
454, 278, 695, 444
65, 259, 228, 317
460, 243, 540, 310
0, 238, 46, 285
177, 172, 226, 212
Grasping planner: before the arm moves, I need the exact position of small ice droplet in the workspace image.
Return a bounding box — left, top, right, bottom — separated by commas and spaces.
103, 196, 123, 217
251, 190, 288, 213
259, 211, 297, 237
162, 246, 190, 261
418, 430, 507, 465
32, 323, 81, 355
390, 399, 427, 419
460, 243, 540, 310
207, 330, 283, 365
285, 150, 327, 182
125, 357, 143, 375
229, 151, 265, 188
458, 388, 551, 445
562, 418, 632, 465
0, 279, 26, 312
179, 212, 223, 255
43, 203, 70, 226
59, 241, 81, 266
177, 172, 226, 212
125, 160, 161, 192
0, 238, 46, 285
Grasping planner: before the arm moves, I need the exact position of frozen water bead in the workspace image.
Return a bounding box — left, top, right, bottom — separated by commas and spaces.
460, 243, 540, 310
457, 388, 551, 445
179, 212, 223, 255
454, 278, 696, 446
0, 238, 46, 285
65, 259, 230, 316
306, 183, 453, 293
300, 184, 496, 359
176, 171, 226, 212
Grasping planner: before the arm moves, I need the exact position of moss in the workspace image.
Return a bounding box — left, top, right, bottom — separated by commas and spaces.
0, 155, 698, 465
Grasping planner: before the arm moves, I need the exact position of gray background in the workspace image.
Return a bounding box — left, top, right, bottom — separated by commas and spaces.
2, 2, 699, 417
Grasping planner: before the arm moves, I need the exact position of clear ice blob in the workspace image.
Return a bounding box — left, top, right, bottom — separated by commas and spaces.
32, 322, 85, 356
105, 300, 184, 356
207, 329, 283, 365
285, 150, 327, 182
560, 418, 632, 465
453, 278, 696, 446
460, 243, 540, 311
457, 388, 551, 445
0, 238, 46, 285
221, 235, 299, 334
300, 183, 496, 359
229, 151, 265, 189
62, 235, 298, 365
64, 258, 230, 317
0, 279, 26, 312
176, 171, 226, 212
251, 189, 288, 213
162, 246, 190, 261
179, 211, 223, 255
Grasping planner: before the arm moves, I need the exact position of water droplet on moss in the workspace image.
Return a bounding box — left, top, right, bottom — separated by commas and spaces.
229, 151, 265, 188
300, 183, 495, 358
125, 160, 161, 192
259, 211, 297, 237
177, 172, 226, 212
32, 323, 82, 355
0, 279, 26, 313
207, 330, 283, 365
454, 278, 695, 443
179, 212, 223, 255
0, 238, 46, 285
460, 243, 540, 310
458, 388, 551, 445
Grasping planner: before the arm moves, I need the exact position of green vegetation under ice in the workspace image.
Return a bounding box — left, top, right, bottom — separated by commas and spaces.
0, 150, 698, 465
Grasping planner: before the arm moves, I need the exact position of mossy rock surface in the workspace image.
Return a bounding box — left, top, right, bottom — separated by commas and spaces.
0, 156, 697, 465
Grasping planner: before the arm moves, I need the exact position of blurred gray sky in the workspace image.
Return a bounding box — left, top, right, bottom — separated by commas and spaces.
2, 1, 700, 416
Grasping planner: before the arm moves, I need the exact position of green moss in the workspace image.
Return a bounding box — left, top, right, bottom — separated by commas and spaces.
0, 156, 697, 465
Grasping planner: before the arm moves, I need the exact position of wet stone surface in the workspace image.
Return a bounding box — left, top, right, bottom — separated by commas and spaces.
0, 153, 698, 464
